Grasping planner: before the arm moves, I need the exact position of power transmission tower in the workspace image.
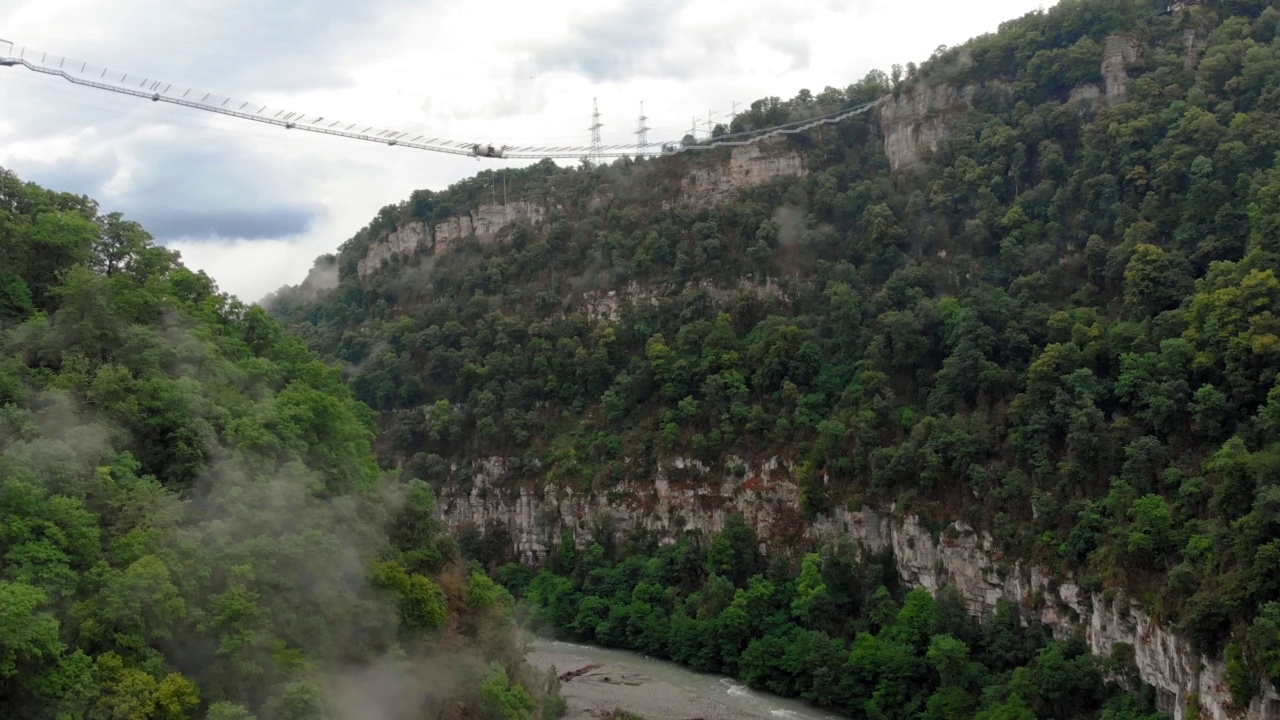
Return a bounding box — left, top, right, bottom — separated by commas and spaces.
589, 98, 603, 164
635, 101, 650, 156
707, 109, 718, 138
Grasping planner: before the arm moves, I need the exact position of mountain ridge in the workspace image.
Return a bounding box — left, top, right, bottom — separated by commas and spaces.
269, 0, 1280, 715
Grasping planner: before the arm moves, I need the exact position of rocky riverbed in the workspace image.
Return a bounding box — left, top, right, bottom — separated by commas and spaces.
526, 639, 842, 720
527, 648, 742, 720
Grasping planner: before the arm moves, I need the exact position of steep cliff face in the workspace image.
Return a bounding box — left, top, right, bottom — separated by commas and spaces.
877, 83, 988, 171
432, 201, 546, 252
1183, 28, 1207, 72
682, 141, 807, 205
1103, 34, 1140, 102
357, 221, 429, 277
356, 201, 547, 277
438, 458, 1280, 720
432, 214, 473, 252
355, 140, 804, 277
471, 201, 546, 243
879, 33, 1136, 170
871, 513, 1280, 720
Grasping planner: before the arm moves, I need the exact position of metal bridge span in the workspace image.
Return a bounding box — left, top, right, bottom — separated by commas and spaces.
0, 41, 879, 161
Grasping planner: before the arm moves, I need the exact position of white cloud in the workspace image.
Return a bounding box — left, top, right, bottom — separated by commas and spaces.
0, 0, 1055, 303
167, 235, 324, 302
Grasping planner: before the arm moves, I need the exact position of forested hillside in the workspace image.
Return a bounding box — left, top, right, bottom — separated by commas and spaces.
508, 521, 1166, 719
0, 169, 563, 719
269, 0, 1280, 712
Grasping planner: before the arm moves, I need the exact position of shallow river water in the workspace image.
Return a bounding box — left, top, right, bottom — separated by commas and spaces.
530, 638, 846, 720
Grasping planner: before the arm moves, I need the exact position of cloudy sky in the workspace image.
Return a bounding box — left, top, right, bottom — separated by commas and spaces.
0, 0, 1054, 302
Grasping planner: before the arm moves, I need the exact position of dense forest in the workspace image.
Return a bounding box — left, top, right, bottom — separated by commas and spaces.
504, 518, 1166, 719
268, 0, 1280, 710
0, 169, 563, 719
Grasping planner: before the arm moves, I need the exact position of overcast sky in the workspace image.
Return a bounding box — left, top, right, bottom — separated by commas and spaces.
0, 0, 1055, 303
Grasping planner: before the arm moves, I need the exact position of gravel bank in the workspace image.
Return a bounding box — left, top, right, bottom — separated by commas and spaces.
526, 647, 759, 720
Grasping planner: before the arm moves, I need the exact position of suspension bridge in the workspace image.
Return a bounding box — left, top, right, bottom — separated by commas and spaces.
0, 40, 880, 161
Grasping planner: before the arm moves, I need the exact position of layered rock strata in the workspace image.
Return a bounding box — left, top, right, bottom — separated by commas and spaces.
438, 456, 1280, 720
356, 201, 546, 277
683, 142, 807, 205
878, 33, 1138, 170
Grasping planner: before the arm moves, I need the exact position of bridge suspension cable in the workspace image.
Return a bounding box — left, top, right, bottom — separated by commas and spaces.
0, 40, 879, 161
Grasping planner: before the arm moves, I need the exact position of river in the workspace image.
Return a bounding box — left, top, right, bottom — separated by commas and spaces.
527, 637, 846, 720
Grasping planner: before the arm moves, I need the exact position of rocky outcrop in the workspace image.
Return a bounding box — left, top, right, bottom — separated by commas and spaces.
438, 456, 1280, 720
1070, 85, 1104, 103
472, 201, 546, 241
434, 202, 546, 254
683, 142, 806, 206
574, 278, 788, 324
848, 511, 1280, 720
432, 214, 473, 252
880, 34, 1139, 170
439, 456, 805, 561
576, 282, 658, 324
358, 202, 547, 277
1183, 28, 1207, 72
357, 221, 429, 278
1103, 35, 1140, 102
878, 83, 987, 171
